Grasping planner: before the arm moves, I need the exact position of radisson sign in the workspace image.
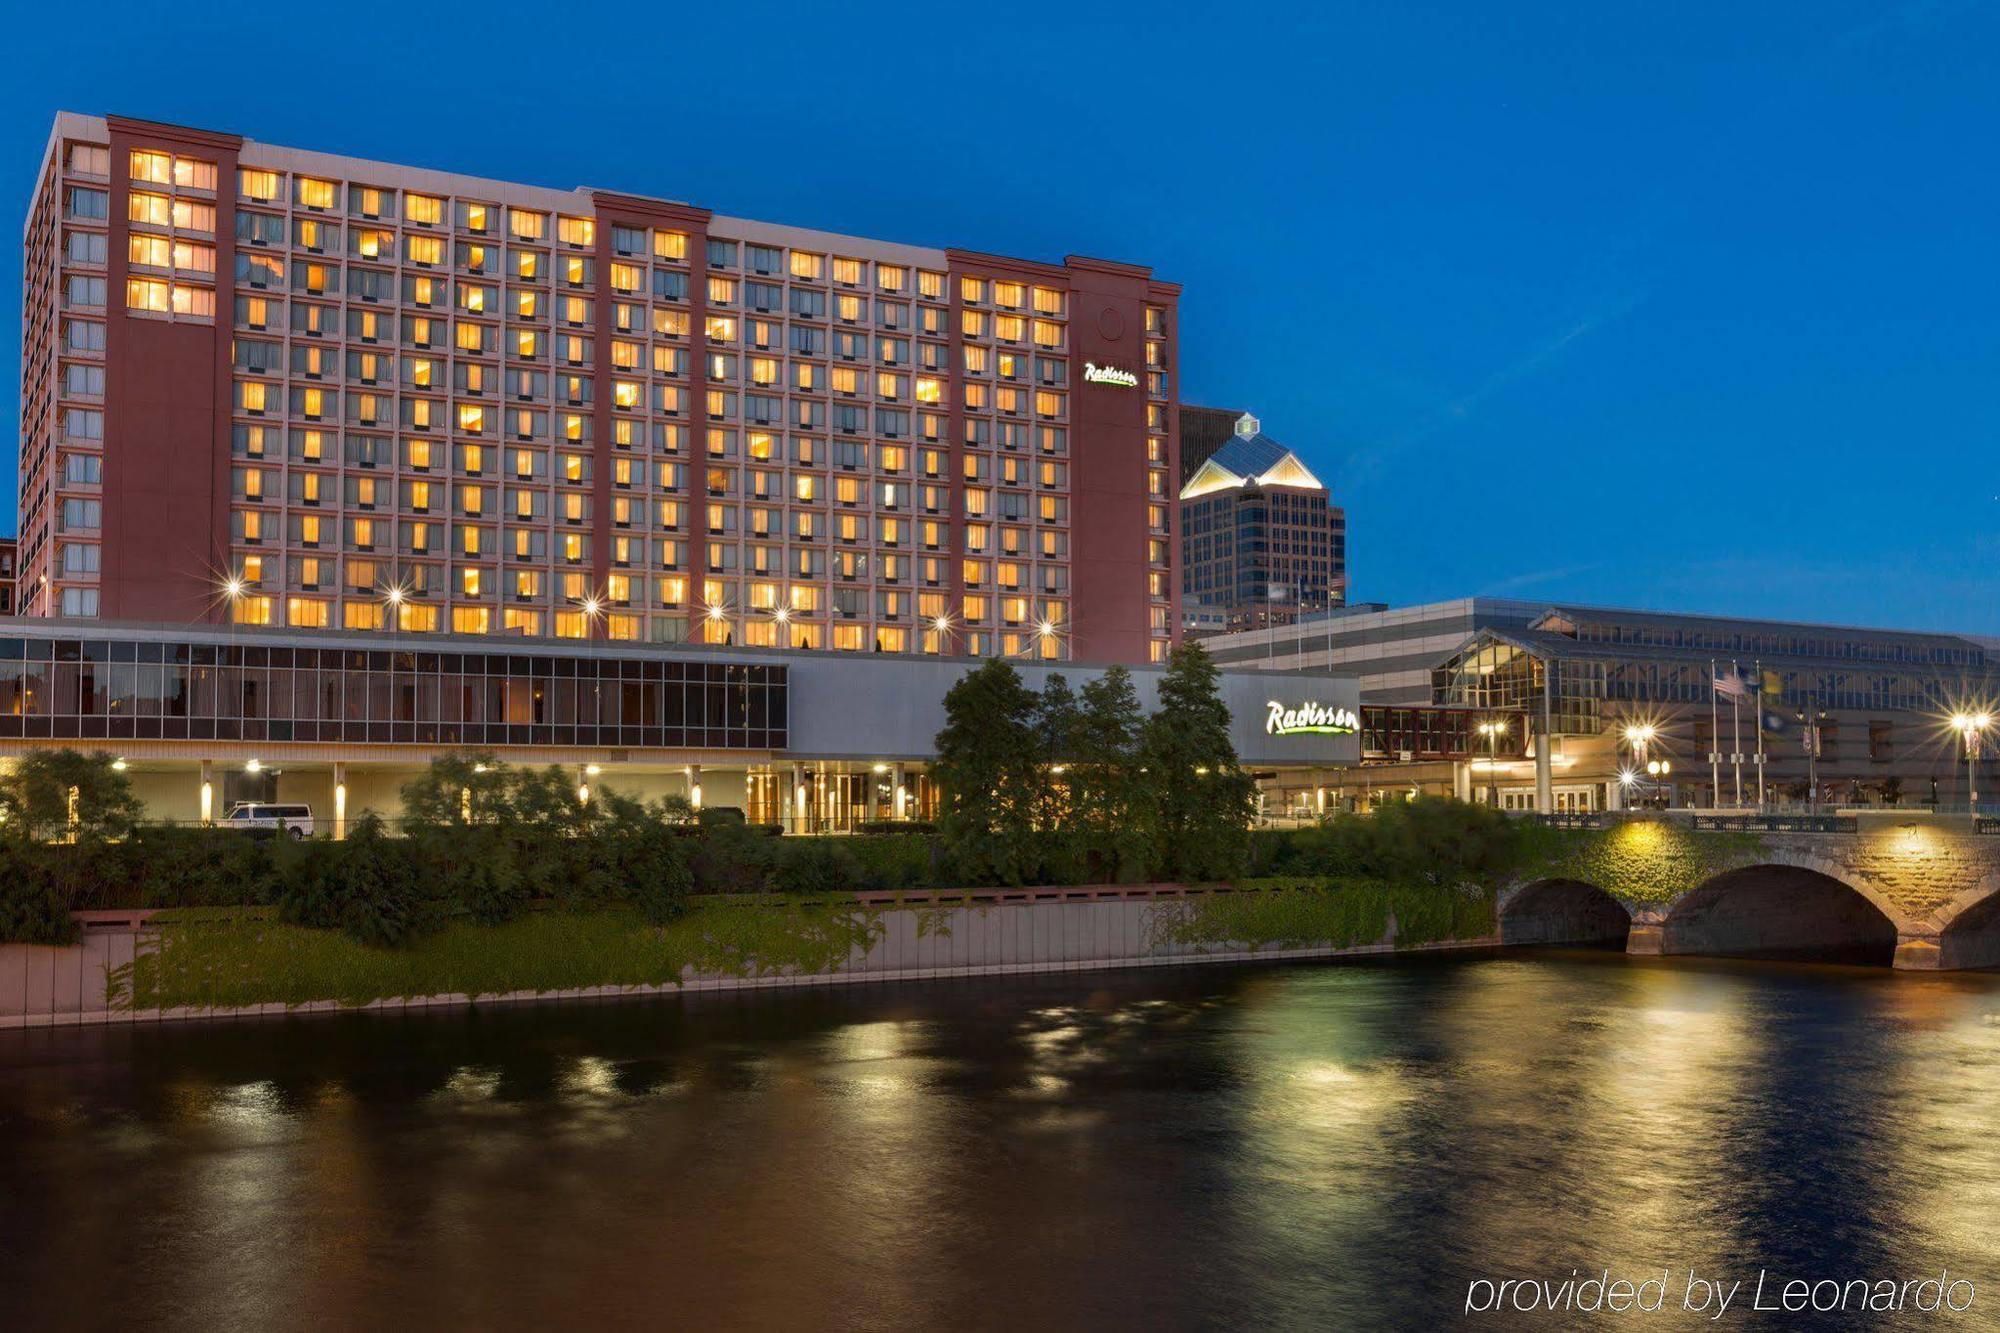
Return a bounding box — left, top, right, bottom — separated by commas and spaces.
1082, 361, 1139, 388
1265, 700, 1359, 737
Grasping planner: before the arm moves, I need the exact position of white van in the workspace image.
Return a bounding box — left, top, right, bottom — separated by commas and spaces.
223, 802, 315, 838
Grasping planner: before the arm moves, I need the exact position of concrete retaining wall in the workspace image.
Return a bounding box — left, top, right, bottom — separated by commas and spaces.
0, 892, 1496, 1030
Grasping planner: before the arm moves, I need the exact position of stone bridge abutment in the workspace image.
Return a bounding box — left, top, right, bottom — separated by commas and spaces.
1499, 815, 2000, 971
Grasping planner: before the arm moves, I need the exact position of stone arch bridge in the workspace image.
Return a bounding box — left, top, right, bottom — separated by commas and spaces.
1499, 813, 2000, 970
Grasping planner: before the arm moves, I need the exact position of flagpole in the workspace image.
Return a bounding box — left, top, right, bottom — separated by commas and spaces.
1753, 658, 1767, 808
1729, 657, 1743, 808
1708, 658, 1721, 809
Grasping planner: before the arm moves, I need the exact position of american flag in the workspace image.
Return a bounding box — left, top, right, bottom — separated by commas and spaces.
1713, 670, 1750, 702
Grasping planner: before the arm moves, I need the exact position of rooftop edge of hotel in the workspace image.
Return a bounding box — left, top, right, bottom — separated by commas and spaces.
1208, 595, 2000, 651
37, 111, 1171, 287
0, 614, 1340, 678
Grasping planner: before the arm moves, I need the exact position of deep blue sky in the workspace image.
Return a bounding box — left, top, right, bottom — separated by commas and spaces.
6, 1, 1996, 631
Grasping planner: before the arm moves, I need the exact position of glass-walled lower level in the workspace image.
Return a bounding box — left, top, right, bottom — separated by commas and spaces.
94, 754, 942, 837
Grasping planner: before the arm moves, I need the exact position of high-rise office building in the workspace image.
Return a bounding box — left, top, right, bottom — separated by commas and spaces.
1179, 412, 1345, 632
20, 113, 1182, 664
1177, 403, 1243, 485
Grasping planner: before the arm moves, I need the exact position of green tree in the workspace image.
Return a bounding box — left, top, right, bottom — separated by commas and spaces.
509, 764, 591, 834
0, 749, 143, 844
397, 751, 515, 831
1033, 673, 1083, 875
1137, 640, 1256, 881
1074, 665, 1149, 881
931, 658, 1043, 884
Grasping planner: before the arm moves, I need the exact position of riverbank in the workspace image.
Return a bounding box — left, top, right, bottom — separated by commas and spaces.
0, 881, 1498, 1029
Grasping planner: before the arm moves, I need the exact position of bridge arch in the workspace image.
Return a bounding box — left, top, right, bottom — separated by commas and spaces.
1499, 878, 1632, 949
1661, 858, 1907, 966
1928, 869, 2000, 971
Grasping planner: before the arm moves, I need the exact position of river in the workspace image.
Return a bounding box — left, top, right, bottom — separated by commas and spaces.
3, 951, 1999, 1328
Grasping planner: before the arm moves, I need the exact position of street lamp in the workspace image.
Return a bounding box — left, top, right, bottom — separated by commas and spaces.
930, 613, 954, 656
1476, 719, 1508, 808
1646, 758, 1672, 809
1953, 712, 1992, 810
1622, 723, 1656, 767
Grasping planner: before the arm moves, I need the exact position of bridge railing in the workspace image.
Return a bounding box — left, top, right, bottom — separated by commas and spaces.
1687, 813, 1858, 834
1523, 811, 1860, 834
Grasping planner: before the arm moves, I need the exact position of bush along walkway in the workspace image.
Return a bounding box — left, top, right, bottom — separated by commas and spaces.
104, 899, 889, 1014
69, 878, 1507, 1023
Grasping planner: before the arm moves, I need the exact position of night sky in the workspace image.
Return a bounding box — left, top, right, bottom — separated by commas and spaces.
5, 1, 1995, 631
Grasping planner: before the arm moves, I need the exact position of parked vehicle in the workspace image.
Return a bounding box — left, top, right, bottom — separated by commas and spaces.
222, 802, 315, 838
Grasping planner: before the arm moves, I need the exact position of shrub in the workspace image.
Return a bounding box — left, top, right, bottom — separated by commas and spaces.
588, 797, 694, 923
625, 849, 694, 924
846, 833, 937, 891
0, 841, 79, 945
770, 838, 863, 896
277, 814, 435, 948
690, 820, 777, 895
1283, 797, 1527, 888
124, 825, 282, 909
411, 827, 526, 926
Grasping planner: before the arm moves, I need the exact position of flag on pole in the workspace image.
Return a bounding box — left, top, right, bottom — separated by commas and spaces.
1712, 670, 1749, 702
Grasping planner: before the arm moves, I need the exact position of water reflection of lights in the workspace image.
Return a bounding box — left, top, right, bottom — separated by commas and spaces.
432, 1067, 504, 1105
208, 1080, 291, 1136
828, 1020, 913, 1066
559, 1055, 625, 1101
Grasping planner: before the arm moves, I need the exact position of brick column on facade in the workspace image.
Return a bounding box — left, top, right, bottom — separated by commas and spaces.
1061, 255, 1156, 666
102, 118, 242, 624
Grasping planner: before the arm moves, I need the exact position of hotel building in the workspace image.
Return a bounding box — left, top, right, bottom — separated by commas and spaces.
20, 112, 1181, 667
1207, 600, 2000, 815
5, 112, 1415, 832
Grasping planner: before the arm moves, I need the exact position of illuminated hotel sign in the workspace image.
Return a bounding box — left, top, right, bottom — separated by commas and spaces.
1266, 700, 1359, 737
1082, 361, 1139, 388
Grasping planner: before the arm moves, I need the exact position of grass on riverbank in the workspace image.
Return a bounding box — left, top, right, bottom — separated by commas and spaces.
1154, 877, 1496, 952
106, 900, 886, 1012
104, 878, 1503, 1013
